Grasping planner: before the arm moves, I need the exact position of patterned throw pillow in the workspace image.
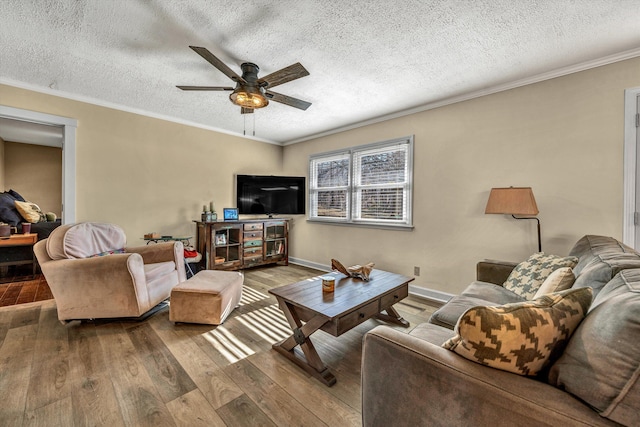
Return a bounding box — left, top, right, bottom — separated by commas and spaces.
503, 252, 578, 299
442, 287, 592, 376
532, 267, 575, 299
14, 200, 46, 223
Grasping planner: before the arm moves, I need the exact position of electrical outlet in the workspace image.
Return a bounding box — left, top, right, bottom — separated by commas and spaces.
414, 266, 420, 276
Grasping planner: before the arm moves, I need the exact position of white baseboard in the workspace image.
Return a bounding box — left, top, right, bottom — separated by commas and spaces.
408, 285, 454, 305
289, 257, 454, 305
288, 257, 331, 272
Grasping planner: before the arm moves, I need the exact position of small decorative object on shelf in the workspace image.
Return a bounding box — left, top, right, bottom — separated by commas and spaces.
331, 258, 375, 281
144, 232, 161, 239
201, 202, 218, 222
223, 208, 239, 221
209, 201, 217, 221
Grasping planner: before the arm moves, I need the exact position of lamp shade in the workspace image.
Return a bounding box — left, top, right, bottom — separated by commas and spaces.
485, 187, 539, 215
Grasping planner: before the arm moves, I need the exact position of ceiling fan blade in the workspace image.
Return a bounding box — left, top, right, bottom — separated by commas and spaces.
241, 107, 254, 114
265, 91, 312, 110
189, 45, 247, 84
258, 63, 309, 88
176, 85, 234, 91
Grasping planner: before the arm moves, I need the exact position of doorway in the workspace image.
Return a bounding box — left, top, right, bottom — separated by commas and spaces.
622, 87, 640, 248
0, 105, 77, 224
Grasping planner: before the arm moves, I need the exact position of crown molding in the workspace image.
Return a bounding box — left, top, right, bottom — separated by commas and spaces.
283, 47, 640, 145
3, 47, 638, 148
0, 78, 279, 145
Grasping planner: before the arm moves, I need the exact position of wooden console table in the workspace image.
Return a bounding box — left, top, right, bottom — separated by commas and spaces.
0, 233, 38, 277
269, 269, 413, 386
195, 219, 289, 271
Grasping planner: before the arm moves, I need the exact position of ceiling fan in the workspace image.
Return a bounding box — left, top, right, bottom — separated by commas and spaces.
177, 46, 311, 114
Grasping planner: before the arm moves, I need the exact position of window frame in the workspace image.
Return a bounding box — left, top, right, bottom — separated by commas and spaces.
308, 135, 414, 229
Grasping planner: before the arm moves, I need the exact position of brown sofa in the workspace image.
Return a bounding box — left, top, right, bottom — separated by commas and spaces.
34, 222, 186, 322
361, 235, 639, 426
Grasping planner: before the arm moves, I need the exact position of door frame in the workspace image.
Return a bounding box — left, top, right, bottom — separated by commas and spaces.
622, 86, 640, 247
0, 105, 77, 224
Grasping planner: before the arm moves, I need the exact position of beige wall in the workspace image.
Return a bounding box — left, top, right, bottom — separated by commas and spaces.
283, 57, 640, 295
4, 141, 62, 215
1, 57, 639, 296
0, 84, 284, 242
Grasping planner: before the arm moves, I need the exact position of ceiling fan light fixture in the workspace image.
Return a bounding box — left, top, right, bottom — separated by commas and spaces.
230, 85, 268, 109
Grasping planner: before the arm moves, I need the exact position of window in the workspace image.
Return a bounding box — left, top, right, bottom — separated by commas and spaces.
309, 136, 413, 228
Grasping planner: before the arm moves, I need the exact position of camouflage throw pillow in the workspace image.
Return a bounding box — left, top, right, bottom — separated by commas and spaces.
503, 252, 578, 299
442, 287, 592, 376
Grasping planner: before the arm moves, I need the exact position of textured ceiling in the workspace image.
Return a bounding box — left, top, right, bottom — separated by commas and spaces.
1, 0, 639, 145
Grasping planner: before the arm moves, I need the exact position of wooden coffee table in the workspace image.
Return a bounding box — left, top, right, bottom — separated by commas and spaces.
269, 269, 414, 386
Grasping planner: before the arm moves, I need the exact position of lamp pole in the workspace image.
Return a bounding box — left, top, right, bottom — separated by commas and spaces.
512, 215, 542, 252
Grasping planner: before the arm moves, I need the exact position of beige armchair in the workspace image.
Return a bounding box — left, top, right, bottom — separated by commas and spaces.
34, 222, 186, 323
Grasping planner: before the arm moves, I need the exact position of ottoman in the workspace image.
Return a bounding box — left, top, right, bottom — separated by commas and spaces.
169, 270, 243, 325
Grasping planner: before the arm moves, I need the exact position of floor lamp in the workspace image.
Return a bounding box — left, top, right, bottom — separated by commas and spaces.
485, 187, 542, 252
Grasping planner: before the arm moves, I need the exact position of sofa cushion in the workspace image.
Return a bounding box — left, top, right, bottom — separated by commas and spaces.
428, 283, 525, 330
461, 281, 526, 304
503, 252, 578, 300
548, 269, 640, 426
443, 287, 592, 376
429, 295, 498, 330
572, 252, 640, 297
46, 222, 127, 260
569, 235, 635, 276
532, 267, 575, 299
409, 322, 457, 346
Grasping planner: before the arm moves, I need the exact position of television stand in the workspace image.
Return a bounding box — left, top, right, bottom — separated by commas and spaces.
195, 219, 289, 271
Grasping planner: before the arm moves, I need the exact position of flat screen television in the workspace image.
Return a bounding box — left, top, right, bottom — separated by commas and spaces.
236, 175, 306, 216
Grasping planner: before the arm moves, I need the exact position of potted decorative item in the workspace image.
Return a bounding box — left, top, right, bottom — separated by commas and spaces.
201, 205, 209, 222
209, 201, 217, 221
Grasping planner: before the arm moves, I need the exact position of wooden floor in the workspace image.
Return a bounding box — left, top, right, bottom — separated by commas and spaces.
0, 264, 438, 427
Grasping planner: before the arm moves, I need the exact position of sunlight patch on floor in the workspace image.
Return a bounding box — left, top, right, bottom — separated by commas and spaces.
235, 304, 292, 344
238, 287, 270, 306
203, 326, 255, 363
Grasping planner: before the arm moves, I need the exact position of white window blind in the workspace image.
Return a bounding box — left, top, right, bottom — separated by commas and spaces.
309, 136, 413, 228
353, 143, 410, 223
309, 153, 350, 219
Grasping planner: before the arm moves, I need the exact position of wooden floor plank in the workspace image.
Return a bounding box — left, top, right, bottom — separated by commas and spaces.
166, 389, 227, 426
223, 357, 327, 427
67, 322, 108, 378
96, 322, 176, 427
9, 303, 41, 328
23, 395, 73, 427
149, 312, 245, 409
126, 322, 197, 403
216, 394, 277, 427
25, 303, 71, 412
250, 349, 361, 426
71, 371, 126, 427
0, 323, 38, 427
